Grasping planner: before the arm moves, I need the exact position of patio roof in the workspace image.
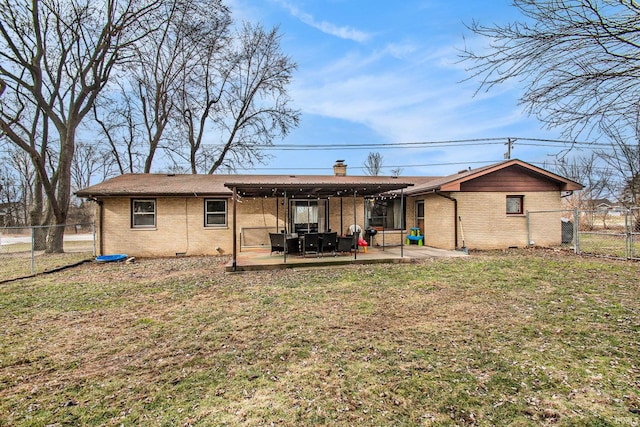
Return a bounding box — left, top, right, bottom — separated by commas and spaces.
76, 173, 414, 199
224, 176, 414, 198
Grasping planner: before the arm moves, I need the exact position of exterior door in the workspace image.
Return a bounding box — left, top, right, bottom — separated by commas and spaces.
416, 200, 424, 234
290, 199, 327, 233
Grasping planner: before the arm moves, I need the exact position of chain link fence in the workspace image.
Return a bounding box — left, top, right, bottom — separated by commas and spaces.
527, 208, 639, 260
0, 223, 96, 282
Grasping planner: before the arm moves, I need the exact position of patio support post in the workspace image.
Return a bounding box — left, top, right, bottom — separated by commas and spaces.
401, 189, 404, 258
353, 191, 357, 260
232, 186, 237, 272
283, 190, 288, 264
340, 197, 343, 235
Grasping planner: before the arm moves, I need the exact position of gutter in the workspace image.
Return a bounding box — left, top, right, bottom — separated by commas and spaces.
433, 190, 458, 249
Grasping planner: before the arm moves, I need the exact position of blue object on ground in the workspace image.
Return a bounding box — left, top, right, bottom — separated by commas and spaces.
96, 254, 128, 263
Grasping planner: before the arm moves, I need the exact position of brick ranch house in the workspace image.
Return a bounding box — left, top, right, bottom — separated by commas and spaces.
75, 159, 582, 258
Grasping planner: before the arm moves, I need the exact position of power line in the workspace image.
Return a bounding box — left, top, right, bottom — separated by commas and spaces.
254, 136, 609, 151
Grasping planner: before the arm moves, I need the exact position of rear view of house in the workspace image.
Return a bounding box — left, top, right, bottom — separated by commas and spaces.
76, 159, 582, 257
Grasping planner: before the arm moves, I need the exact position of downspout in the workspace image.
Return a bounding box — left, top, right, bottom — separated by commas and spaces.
353, 191, 357, 260
434, 191, 458, 249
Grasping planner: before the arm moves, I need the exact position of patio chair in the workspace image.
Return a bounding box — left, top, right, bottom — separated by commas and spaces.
337, 230, 359, 254
337, 236, 353, 254
321, 231, 338, 256
269, 233, 285, 255
285, 235, 300, 255
302, 232, 320, 257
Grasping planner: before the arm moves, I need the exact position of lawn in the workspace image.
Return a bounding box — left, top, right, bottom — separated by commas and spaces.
0, 250, 94, 282
578, 231, 640, 259
0, 250, 638, 426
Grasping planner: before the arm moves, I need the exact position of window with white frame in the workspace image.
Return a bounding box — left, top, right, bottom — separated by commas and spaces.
506, 195, 524, 215
131, 199, 156, 228
205, 199, 227, 227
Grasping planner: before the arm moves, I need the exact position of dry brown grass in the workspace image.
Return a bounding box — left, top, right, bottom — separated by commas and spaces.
1, 250, 638, 426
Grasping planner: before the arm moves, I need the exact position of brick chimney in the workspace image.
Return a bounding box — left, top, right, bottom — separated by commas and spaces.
333, 160, 347, 176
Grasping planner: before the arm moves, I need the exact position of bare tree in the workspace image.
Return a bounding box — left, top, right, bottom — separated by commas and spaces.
96, 3, 298, 175
364, 152, 384, 176
599, 117, 640, 208
549, 153, 616, 230
198, 23, 300, 174
71, 141, 116, 194
0, 156, 20, 226
172, 0, 232, 174
0, 0, 162, 252
92, 86, 144, 175
462, 0, 640, 205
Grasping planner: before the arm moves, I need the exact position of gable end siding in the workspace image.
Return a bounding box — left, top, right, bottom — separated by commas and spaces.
460, 166, 562, 192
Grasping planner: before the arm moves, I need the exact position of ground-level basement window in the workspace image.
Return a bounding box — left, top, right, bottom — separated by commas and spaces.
132, 199, 156, 228
506, 195, 524, 215
205, 199, 227, 227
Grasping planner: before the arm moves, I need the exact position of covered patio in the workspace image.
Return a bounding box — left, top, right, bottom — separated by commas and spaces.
224, 243, 467, 272
224, 176, 417, 271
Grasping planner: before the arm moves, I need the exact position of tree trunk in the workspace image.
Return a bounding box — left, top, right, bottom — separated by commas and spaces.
30, 176, 48, 250
45, 130, 74, 253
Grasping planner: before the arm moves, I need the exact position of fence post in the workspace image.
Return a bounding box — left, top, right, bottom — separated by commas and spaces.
633, 208, 637, 260
31, 225, 35, 274
573, 208, 579, 254
625, 208, 630, 260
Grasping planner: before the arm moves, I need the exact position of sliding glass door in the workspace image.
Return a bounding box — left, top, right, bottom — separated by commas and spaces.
290, 199, 327, 234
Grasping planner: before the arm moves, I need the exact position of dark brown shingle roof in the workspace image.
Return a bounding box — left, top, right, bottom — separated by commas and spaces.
75, 159, 583, 199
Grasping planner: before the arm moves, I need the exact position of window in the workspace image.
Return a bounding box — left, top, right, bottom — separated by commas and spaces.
365, 198, 404, 229
506, 195, 524, 215
132, 199, 156, 228
205, 199, 227, 227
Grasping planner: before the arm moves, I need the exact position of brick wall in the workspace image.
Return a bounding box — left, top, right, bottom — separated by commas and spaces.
412, 191, 561, 250
100, 197, 236, 257
420, 194, 457, 249
457, 191, 561, 249
97, 191, 563, 256
98, 196, 368, 257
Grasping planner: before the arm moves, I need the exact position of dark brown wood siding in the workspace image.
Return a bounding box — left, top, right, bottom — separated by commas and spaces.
460, 165, 562, 192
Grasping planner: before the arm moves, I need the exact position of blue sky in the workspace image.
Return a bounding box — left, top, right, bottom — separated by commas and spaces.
228, 0, 568, 176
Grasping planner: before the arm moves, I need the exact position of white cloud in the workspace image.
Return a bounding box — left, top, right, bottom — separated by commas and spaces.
291, 46, 524, 142
276, 0, 372, 43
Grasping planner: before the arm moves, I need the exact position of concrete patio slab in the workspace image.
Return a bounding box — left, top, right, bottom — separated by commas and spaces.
225, 244, 467, 272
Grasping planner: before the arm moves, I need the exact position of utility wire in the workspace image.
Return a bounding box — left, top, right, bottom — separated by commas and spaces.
253, 136, 610, 151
